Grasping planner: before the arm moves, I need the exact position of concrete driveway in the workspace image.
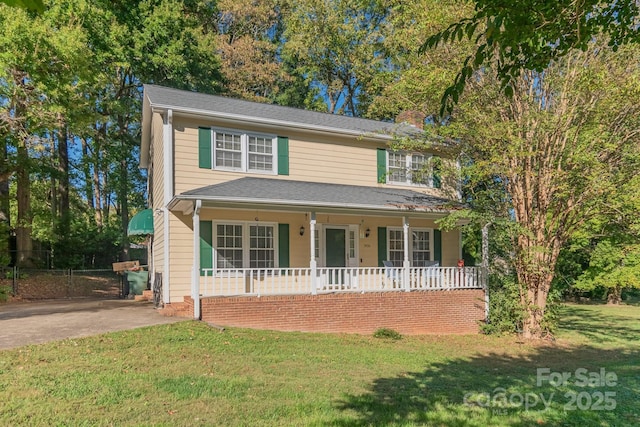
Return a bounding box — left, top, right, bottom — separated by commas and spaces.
0, 299, 185, 350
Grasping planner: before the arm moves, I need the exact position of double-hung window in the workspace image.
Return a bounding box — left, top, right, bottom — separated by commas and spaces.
387, 227, 433, 267
249, 225, 275, 268
387, 151, 433, 186
215, 223, 277, 269
212, 128, 277, 174
216, 224, 244, 268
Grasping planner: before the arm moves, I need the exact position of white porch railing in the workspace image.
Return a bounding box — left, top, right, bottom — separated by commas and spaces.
201, 266, 486, 297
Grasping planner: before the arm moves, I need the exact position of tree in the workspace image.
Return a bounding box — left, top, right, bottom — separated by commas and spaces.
367, 0, 474, 121
423, 0, 640, 114
559, 171, 640, 304
0, 2, 90, 266
437, 41, 640, 338
0, 0, 44, 12
282, 0, 390, 115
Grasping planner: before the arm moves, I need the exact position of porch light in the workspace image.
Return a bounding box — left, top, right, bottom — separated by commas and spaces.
365, 228, 371, 238
299, 225, 305, 236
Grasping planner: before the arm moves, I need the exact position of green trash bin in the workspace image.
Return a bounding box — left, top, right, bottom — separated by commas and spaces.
126, 270, 148, 295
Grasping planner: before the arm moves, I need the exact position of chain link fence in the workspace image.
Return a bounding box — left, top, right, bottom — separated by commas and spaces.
0, 267, 126, 300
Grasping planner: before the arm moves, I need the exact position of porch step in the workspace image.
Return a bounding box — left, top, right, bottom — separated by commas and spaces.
133, 289, 153, 302
159, 302, 191, 318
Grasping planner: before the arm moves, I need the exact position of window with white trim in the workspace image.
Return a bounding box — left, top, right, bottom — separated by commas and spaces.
387, 151, 432, 186
388, 229, 404, 267
215, 222, 277, 268
411, 229, 431, 266
387, 227, 433, 267
249, 225, 275, 268
212, 128, 276, 173
216, 224, 243, 268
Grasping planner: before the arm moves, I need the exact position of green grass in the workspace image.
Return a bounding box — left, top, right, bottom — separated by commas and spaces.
0, 303, 638, 426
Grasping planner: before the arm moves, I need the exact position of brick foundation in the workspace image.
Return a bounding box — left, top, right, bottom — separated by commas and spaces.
197, 290, 485, 335
159, 299, 193, 318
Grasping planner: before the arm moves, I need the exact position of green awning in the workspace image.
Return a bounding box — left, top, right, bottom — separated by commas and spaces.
127, 209, 154, 236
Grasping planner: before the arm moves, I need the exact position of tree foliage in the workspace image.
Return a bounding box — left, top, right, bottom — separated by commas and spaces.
438, 41, 640, 337
422, 0, 640, 115
282, 0, 390, 115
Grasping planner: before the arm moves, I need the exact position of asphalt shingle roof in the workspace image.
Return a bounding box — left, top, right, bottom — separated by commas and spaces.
144, 84, 409, 136
177, 177, 457, 213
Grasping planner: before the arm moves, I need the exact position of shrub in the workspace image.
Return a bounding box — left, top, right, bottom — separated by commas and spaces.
0, 285, 11, 303
373, 328, 402, 340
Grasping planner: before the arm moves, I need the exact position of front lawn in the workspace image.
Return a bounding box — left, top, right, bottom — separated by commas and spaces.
0, 303, 638, 426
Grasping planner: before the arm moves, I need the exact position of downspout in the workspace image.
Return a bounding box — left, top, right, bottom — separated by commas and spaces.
162, 109, 173, 304
192, 199, 202, 320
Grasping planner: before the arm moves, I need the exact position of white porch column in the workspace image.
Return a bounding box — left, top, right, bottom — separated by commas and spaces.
191, 200, 202, 320
310, 212, 317, 295
403, 216, 410, 291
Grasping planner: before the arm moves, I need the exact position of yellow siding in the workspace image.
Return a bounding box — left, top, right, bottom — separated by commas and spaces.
164, 208, 462, 300
151, 112, 165, 208
167, 212, 194, 302
150, 113, 165, 284
159, 114, 464, 301
152, 213, 164, 275
171, 117, 449, 197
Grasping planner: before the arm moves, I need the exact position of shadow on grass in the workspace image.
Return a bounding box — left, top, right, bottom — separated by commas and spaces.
559, 305, 640, 344
333, 345, 639, 426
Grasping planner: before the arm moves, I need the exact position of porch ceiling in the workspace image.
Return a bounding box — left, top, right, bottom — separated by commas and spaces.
170, 177, 464, 217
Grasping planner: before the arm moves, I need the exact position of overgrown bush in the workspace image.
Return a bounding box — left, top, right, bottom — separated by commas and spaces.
0, 285, 11, 303
373, 328, 402, 340
481, 273, 562, 336
480, 275, 523, 335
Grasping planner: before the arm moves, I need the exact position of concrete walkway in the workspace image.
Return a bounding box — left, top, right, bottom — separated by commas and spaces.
0, 299, 185, 350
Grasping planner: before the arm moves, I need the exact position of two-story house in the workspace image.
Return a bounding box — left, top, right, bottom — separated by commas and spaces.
139, 85, 486, 334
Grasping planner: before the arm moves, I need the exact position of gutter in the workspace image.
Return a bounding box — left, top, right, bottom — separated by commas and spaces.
168, 194, 457, 216
148, 104, 396, 141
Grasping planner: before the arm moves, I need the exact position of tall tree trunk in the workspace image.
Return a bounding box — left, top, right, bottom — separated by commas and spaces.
93, 124, 104, 228
607, 286, 622, 305
81, 137, 94, 211
57, 123, 70, 236
16, 138, 33, 267
0, 139, 10, 266
13, 71, 34, 268
119, 151, 130, 262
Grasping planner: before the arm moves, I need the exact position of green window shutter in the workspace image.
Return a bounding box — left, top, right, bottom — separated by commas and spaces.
432, 156, 441, 188
200, 220, 213, 276
377, 227, 387, 267
278, 224, 290, 268
198, 127, 212, 169
377, 148, 387, 183
277, 136, 289, 175
434, 229, 442, 264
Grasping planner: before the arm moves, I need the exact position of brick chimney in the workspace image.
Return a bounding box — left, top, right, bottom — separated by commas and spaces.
396, 110, 426, 130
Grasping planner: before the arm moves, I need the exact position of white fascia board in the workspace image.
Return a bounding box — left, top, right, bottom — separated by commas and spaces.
149, 104, 394, 142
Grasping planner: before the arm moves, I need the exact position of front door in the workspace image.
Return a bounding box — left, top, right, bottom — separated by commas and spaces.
325, 227, 346, 287
325, 228, 346, 267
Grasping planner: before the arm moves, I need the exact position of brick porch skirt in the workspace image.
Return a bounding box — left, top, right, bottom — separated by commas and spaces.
185, 289, 485, 335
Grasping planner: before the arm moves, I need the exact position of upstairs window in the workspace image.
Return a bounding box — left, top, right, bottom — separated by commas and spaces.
215, 131, 242, 169
201, 127, 278, 174
387, 151, 431, 186
378, 149, 440, 188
